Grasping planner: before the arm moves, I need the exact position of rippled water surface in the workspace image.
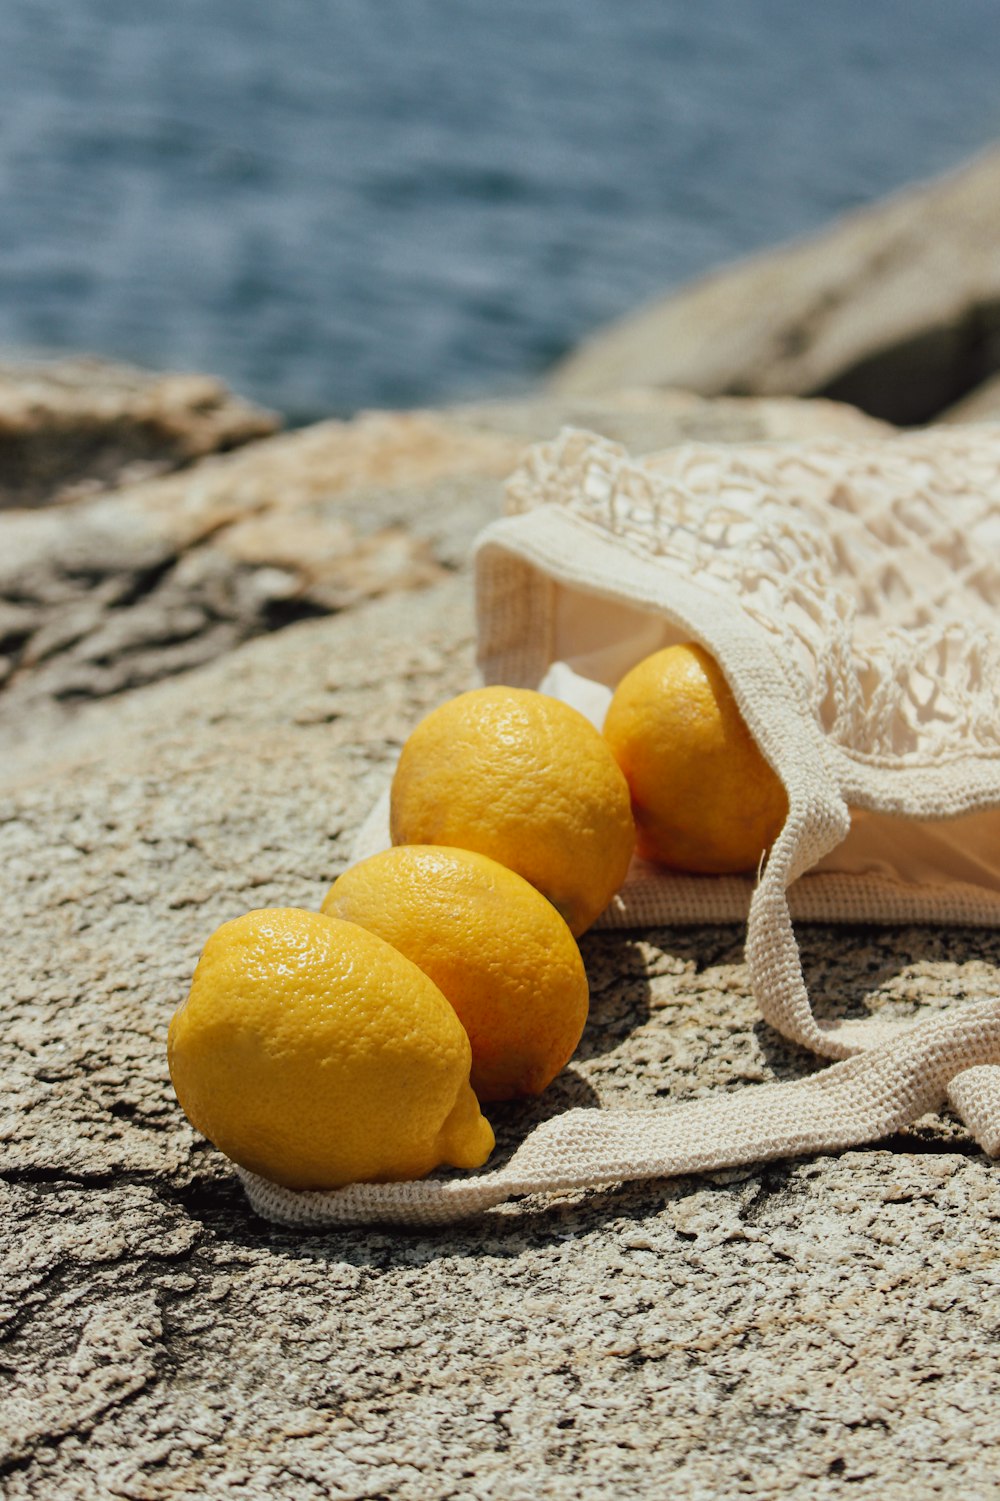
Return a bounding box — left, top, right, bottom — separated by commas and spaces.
4, 0, 1000, 416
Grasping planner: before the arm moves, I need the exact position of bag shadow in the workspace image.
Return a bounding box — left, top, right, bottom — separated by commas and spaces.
753, 919, 1000, 1078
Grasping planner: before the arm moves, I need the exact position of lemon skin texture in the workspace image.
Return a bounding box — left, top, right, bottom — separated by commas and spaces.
389, 686, 635, 936
603, 644, 788, 875
324, 846, 589, 1102
167, 907, 494, 1190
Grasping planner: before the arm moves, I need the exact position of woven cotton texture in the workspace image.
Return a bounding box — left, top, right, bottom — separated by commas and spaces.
242, 423, 1000, 1227
479, 424, 1000, 1059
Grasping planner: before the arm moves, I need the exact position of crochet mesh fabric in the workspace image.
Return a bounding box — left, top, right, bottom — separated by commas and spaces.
240, 423, 1000, 1228
504, 428, 1000, 767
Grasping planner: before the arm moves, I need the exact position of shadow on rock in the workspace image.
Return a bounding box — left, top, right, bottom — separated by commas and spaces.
753, 920, 1000, 1080
573, 930, 656, 1062
795, 920, 992, 1020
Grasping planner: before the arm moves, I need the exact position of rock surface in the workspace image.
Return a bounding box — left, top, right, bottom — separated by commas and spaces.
0, 390, 885, 745
3, 383, 994, 1496
0, 356, 279, 510
549, 147, 1000, 426
2, 574, 999, 1500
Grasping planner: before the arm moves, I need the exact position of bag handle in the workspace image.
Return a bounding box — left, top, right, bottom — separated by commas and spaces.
238, 997, 1000, 1228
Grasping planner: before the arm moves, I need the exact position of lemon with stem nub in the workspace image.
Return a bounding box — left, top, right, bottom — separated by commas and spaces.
167, 907, 494, 1190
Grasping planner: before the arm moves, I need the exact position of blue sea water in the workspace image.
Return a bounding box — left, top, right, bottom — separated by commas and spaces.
3, 0, 1000, 419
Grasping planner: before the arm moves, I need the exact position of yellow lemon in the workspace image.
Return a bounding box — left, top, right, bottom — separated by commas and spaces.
603, 643, 787, 874
323, 846, 589, 1102
389, 686, 635, 935
167, 907, 494, 1190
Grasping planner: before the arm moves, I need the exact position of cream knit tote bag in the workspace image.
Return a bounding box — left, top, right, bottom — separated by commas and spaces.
241, 423, 1000, 1228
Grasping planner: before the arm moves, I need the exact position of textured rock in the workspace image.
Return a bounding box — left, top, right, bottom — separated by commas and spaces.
450, 387, 890, 449
549, 147, 1000, 426
0, 356, 279, 509
0, 391, 885, 744
2, 578, 999, 1499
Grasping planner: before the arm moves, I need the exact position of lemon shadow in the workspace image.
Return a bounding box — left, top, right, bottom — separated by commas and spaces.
573, 925, 745, 1063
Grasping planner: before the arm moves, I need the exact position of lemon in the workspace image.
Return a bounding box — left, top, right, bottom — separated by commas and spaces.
167, 907, 494, 1190
389, 686, 635, 935
603, 643, 787, 874
324, 846, 589, 1102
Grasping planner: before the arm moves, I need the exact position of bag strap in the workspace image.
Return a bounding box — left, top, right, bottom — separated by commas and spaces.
238, 996, 1000, 1228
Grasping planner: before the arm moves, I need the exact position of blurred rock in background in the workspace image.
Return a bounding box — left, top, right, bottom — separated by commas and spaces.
0, 389, 886, 748
0, 356, 279, 510
550, 148, 1000, 427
